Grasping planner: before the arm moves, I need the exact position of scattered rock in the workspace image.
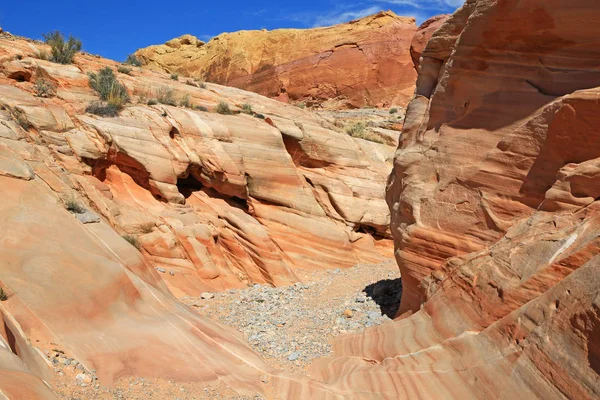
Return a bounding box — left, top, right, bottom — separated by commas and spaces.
201, 292, 214, 300
156, 267, 166, 273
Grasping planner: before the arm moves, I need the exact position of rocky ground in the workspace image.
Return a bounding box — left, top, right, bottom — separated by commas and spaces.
183, 260, 402, 374
51, 260, 401, 399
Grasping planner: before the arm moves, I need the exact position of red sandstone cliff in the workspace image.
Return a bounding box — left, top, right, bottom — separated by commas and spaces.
135, 11, 418, 109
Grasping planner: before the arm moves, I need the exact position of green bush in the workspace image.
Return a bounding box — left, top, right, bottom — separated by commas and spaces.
89, 68, 129, 102
42, 31, 82, 64
241, 103, 253, 114
170, 73, 179, 81
33, 78, 54, 97
0, 287, 8, 301
85, 101, 120, 117
389, 108, 398, 114
254, 113, 265, 120
117, 66, 132, 75
216, 101, 233, 115
124, 54, 142, 67
147, 99, 158, 106
156, 86, 176, 106
195, 105, 208, 112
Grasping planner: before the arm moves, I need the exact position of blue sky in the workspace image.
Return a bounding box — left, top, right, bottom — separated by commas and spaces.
0, 1, 461, 61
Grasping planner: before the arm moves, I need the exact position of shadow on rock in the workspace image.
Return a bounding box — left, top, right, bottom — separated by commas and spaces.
363, 278, 402, 318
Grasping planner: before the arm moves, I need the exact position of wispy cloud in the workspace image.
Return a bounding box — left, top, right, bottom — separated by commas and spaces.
377, 0, 463, 8
312, 6, 382, 27
280, 0, 461, 29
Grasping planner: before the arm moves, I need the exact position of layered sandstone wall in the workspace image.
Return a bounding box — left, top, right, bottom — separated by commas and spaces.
307, 0, 600, 398
135, 11, 418, 109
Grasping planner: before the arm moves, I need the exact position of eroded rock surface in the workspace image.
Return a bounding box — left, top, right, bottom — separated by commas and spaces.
135, 11, 418, 109
307, 1, 600, 399
0, 33, 394, 398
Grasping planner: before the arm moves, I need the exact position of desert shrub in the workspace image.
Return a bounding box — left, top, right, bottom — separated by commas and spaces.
11, 109, 31, 130
156, 86, 176, 106
137, 222, 155, 234
0, 287, 8, 301
117, 66, 132, 75
297, 102, 306, 109
254, 113, 265, 120
42, 31, 82, 64
124, 54, 142, 67
89, 67, 129, 103
345, 121, 367, 136
180, 94, 192, 108
199, 81, 207, 89
65, 197, 86, 214
85, 101, 120, 117
37, 50, 50, 61
147, 99, 158, 106
389, 108, 398, 114
345, 121, 383, 144
241, 103, 253, 114
33, 77, 55, 97
122, 234, 140, 249
195, 105, 208, 112
170, 73, 179, 81
216, 101, 233, 115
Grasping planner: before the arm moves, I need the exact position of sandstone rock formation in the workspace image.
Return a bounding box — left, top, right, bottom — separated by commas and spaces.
135, 11, 418, 109
0, 33, 397, 397
409, 14, 449, 69
307, 0, 600, 398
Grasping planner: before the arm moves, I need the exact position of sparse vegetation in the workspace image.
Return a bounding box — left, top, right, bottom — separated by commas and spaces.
170, 73, 179, 81
199, 81, 207, 89
137, 222, 155, 234
117, 66, 132, 75
65, 197, 86, 214
42, 31, 82, 64
37, 50, 50, 61
124, 54, 142, 67
0, 287, 8, 301
389, 108, 398, 114
87, 67, 130, 115
122, 234, 140, 249
195, 105, 208, 112
156, 86, 176, 106
147, 99, 158, 106
33, 77, 54, 97
297, 102, 306, 109
254, 113, 265, 120
179, 94, 192, 108
85, 101, 120, 117
216, 101, 233, 115
345, 121, 384, 144
12, 109, 31, 130
241, 103, 253, 114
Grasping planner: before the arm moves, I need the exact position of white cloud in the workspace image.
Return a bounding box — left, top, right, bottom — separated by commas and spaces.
312, 6, 382, 27
377, 0, 464, 9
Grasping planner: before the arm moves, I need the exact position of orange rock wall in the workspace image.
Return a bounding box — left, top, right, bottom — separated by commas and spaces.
135, 12, 418, 109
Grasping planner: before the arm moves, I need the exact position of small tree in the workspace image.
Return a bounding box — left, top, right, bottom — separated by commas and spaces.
42, 31, 82, 64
